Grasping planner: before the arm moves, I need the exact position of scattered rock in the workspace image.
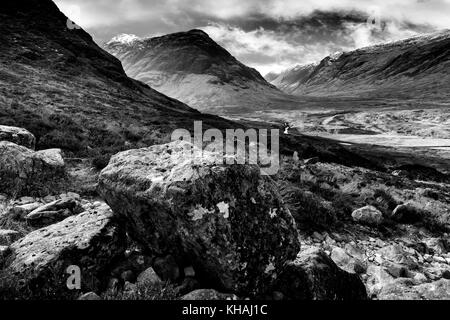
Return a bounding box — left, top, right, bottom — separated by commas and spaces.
137, 267, 162, 287
184, 266, 195, 278
377, 245, 418, 270
0, 141, 65, 197
366, 265, 396, 297
181, 289, 238, 300
99, 140, 300, 297
17, 197, 36, 205
25, 198, 82, 227
352, 206, 383, 226
43, 195, 57, 203
5, 204, 126, 298
378, 279, 450, 300
0, 125, 35, 149
8, 202, 42, 220
390, 203, 422, 223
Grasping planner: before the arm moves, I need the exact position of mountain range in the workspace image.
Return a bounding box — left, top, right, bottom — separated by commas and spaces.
104, 30, 302, 115
267, 31, 450, 101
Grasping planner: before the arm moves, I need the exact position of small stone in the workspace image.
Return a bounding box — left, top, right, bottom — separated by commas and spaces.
434, 256, 447, 264
78, 292, 101, 300
18, 197, 35, 205
413, 272, 428, 283
375, 254, 383, 265
137, 267, 162, 287
351, 206, 383, 226
184, 266, 195, 278
312, 231, 325, 242
43, 195, 57, 203
66, 192, 81, 200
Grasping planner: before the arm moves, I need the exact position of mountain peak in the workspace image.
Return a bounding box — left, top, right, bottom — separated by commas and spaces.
186, 29, 210, 37
107, 33, 141, 45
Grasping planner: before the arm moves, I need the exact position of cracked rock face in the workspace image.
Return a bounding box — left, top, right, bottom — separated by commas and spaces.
0, 141, 65, 196
0, 125, 36, 150
99, 140, 300, 297
5, 204, 126, 298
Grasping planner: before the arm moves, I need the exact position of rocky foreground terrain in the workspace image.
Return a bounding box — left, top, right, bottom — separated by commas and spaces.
0, 124, 449, 300
0, 0, 449, 301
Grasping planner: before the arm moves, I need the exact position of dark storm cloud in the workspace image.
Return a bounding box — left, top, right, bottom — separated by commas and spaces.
54, 0, 450, 74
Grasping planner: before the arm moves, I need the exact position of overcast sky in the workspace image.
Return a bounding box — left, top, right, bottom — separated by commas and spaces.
54, 0, 450, 75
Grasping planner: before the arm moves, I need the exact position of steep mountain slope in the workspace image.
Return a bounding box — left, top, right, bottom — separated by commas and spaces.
266, 63, 318, 93
104, 30, 302, 115
0, 0, 237, 158
268, 31, 450, 100
0, 0, 380, 172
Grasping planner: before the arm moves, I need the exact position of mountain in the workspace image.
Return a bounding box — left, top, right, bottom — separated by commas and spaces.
266, 63, 318, 93
267, 31, 450, 100
104, 30, 302, 115
0, 0, 237, 159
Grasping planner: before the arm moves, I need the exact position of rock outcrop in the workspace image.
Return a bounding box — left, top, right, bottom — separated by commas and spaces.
99, 140, 300, 297
0, 125, 35, 149
4, 204, 126, 298
0, 141, 65, 196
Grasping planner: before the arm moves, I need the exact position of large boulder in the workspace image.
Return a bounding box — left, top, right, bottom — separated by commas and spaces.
272, 247, 368, 300
0, 125, 35, 149
0, 141, 65, 196
99, 140, 300, 297
4, 204, 126, 298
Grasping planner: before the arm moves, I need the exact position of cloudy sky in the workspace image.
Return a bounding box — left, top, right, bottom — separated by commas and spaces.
54, 0, 450, 75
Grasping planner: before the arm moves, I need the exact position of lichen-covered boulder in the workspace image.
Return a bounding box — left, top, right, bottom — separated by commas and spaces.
4, 204, 126, 298
99, 140, 300, 297
0, 141, 65, 196
0, 125, 35, 149
273, 247, 368, 300
352, 205, 383, 226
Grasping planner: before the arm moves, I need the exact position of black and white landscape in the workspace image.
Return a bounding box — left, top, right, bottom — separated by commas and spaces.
0, 0, 449, 302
